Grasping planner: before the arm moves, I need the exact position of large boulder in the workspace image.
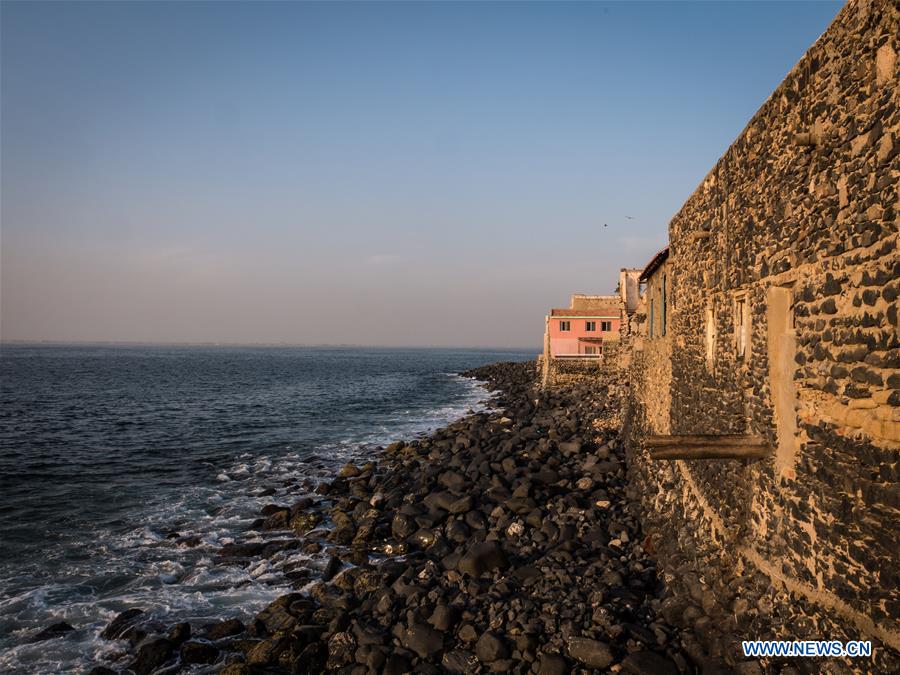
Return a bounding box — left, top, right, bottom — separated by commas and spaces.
167, 622, 190, 644
458, 541, 509, 577
30, 621, 75, 642
475, 631, 509, 663
442, 649, 479, 673
246, 637, 291, 665
567, 637, 613, 669
255, 594, 303, 634
438, 470, 467, 491
128, 637, 174, 675
290, 512, 322, 534
261, 508, 291, 529
391, 514, 415, 540
217, 542, 266, 559
538, 652, 569, 675
326, 631, 356, 669
402, 623, 444, 658
180, 640, 219, 665
338, 462, 361, 477
428, 604, 459, 632
100, 608, 144, 640
620, 650, 680, 675
206, 618, 244, 640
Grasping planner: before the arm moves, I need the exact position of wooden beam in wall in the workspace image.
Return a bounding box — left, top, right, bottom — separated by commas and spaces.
645, 434, 772, 460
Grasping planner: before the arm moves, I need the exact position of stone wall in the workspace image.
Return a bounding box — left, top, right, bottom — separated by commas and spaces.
629, 318, 672, 437
542, 345, 621, 388
626, 0, 899, 671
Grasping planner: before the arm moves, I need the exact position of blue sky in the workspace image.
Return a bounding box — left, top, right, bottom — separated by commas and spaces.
1, 1, 842, 348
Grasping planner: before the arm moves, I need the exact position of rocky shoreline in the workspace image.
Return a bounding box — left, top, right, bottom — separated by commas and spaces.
88, 361, 701, 674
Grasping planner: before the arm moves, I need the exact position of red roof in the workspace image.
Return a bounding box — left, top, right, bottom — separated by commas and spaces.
639, 245, 670, 282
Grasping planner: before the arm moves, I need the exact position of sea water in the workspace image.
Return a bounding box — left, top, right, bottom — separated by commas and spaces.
0, 344, 533, 673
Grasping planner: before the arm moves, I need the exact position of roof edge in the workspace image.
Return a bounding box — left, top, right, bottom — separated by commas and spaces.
639, 245, 670, 282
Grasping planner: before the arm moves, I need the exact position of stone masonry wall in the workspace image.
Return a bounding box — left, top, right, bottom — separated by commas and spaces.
627, 1, 899, 671
543, 344, 621, 388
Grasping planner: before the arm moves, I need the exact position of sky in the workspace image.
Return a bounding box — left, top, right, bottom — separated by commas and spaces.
1, 0, 842, 349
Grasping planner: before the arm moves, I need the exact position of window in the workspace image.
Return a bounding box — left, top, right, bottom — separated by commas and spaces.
584, 346, 597, 355
601, 321, 612, 332
661, 274, 667, 337
585, 321, 596, 331
559, 320, 571, 331
649, 300, 655, 338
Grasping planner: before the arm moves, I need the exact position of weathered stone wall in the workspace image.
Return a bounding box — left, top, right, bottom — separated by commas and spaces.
629, 315, 672, 437
543, 347, 620, 388
627, 0, 899, 671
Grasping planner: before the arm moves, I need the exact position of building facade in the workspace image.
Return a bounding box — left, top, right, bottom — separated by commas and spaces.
625, 0, 899, 668
546, 294, 621, 357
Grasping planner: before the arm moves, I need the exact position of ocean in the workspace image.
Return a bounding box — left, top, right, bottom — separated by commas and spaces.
0, 344, 534, 673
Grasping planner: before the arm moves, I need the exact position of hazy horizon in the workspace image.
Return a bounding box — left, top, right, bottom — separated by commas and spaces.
0, 339, 540, 351
1, 1, 842, 348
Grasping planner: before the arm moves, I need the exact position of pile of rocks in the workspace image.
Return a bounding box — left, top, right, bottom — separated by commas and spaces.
91, 361, 701, 674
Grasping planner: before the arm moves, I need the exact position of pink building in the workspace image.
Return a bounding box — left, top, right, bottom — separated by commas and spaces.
545, 294, 622, 357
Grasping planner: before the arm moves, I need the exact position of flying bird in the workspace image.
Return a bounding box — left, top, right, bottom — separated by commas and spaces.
625, 215, 635, 219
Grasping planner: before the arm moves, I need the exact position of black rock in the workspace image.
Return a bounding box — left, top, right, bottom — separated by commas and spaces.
100, 608, 144, 640
458, 624, 479, 643
475, 631, 509, 663
438, 470, 467, 491
30, 621, 75, 642
621, 650, 680, 675
428, 604, 459, 632
538, 652, 569, 675
442, 649, 479, 673
294, 642, 327, 674
290, 511, 322, 533
623, 622, 658, 645
448, 495, 474, 514
402, 623, 444, 658
180, 640, 219, 664
326, 631, 356, 669
383, 653, 413, 675
458, 541, 509, 577
217, 542, 266, 558
127, 637, 174, 675
255, 594, 302, 634
567, 637, 613, 668
167, 621, 190, 644
511, 565, 542, 585
391, 514, 416, 540
207, 617, 245, 640
465, 510, 488, 530
260, 503, 287, 516
262, 508, 292, 529
323, 555, 342, 582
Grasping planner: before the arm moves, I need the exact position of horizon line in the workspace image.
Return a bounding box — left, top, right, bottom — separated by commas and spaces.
0, 339, 540, 352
